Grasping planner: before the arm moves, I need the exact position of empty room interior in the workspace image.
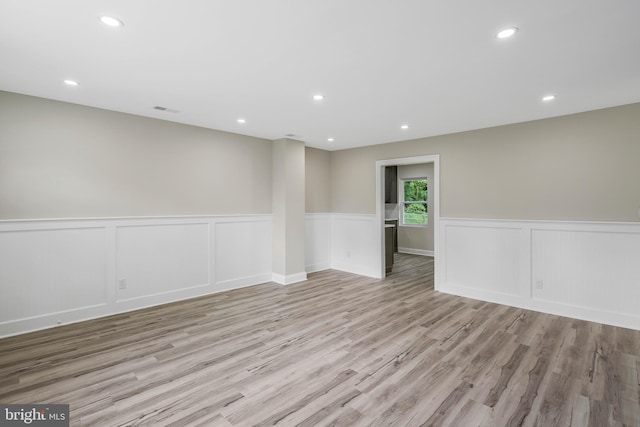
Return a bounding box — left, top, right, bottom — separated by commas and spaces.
2, 1, 640, 426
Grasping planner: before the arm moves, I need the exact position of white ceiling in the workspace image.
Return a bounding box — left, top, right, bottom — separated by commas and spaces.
1, 1, 639, 150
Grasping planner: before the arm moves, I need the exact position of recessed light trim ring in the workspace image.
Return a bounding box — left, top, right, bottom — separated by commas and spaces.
496, 27, 518, 39
99, 16, 124, 27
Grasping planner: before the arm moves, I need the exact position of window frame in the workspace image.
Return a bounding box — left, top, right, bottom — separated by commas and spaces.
400, 177, 428, 227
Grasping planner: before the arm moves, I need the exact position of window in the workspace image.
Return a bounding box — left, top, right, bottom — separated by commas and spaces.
401, 178, 428, 225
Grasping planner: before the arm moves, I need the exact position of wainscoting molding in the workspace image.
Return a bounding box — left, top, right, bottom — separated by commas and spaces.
7, 214, 635, 337
305, 213, 433, 278
439, 217, 640, 330
0, 215, 272, 337
330, 213, 379, 278
305, 213, 380, 278
1, 212, 372, 337
304, 213, 332, 273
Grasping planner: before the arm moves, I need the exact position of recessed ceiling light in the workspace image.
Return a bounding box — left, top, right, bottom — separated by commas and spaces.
99, 16, 124, 27
327, 138, 334, 142
496, 27, 518, 39
237, 118, 246, 124
542, 94, 557, 101
401, 124, 409, 130
63, 79, 79, 86
313, 94, 324, 101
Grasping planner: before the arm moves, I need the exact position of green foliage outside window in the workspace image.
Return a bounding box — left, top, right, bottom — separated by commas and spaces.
403, 179, 428, 225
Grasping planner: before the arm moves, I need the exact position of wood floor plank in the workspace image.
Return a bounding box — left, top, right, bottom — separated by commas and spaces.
0, 253, 639, 426
417, 380, 472, 426
484, 343, 530, 408
446, 398, 491, 426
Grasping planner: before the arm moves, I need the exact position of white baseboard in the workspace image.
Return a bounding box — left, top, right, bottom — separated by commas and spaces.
306, 263, 331, 273
214, 273, 274, 292
272, 272, 308, 285
398, 247, 434, 257
440, 283, 640, 332
330, 261, 379, 279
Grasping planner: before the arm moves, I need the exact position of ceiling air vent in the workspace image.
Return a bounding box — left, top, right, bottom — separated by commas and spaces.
153, 106, 180, 113
284, 134, 304, 141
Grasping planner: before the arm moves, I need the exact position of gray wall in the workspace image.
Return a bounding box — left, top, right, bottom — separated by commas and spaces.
305, 147, 331, 213
0, 91, 273, 219
331, 102, 640, 222
397, 163, 434, 252
5, 90, 640, 224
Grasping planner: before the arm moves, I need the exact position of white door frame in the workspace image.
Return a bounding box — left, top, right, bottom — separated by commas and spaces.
375, 155, 440, 287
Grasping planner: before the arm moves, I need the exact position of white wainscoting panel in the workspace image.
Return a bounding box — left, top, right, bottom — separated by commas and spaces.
532, 227, 640, 322
443, 223, 523, 297
116, 223, 210, 301
214, 217, 272, 290
0, 215, 272, 337
331, 214, 379, 278
305, 213, 331, 273
7, 214, 637, 336
0, 226, 108, 324
440, 218, 640, 330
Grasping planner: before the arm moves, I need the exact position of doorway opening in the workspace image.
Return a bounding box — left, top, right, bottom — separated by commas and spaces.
375, 155, 440, 288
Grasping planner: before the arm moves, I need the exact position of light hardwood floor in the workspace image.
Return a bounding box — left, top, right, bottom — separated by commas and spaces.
1, 254, 639, 426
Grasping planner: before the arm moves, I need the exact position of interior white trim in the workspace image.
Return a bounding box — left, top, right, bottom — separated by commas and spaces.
398, 248, 434, 257
5, 211, 639, 337
306, 263, 331, 274
272, 272, 308, 285
376, 155, 440, 282
0, 213, 273, 224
